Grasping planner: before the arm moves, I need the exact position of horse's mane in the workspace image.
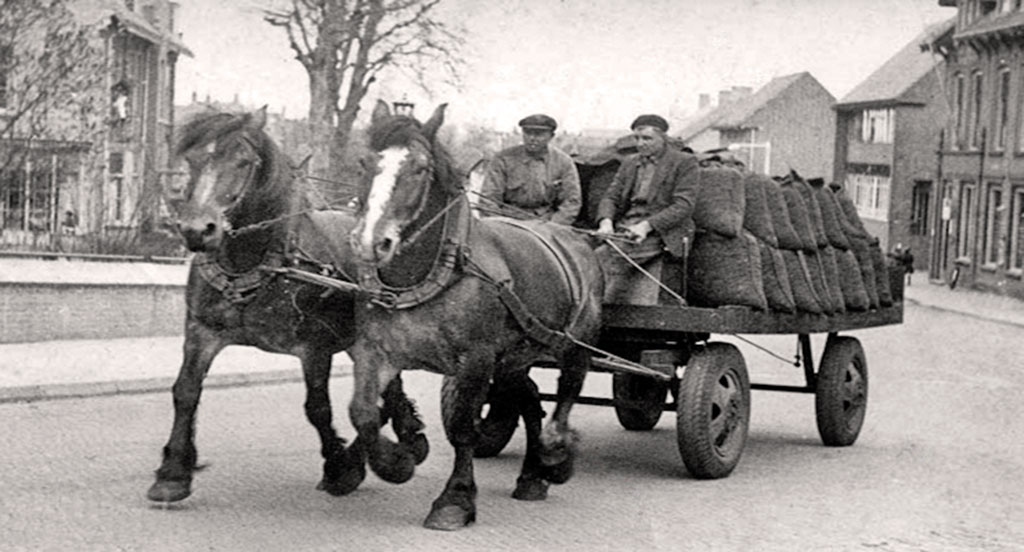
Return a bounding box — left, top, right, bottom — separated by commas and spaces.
177, 111, 293, 214
368, 115, 461, 193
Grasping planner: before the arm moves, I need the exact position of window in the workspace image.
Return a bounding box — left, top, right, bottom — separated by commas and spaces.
1010, 188, 1024, 271
860, 108, 894, 143
958, 183, 976, 258
27, 154, 53, 232
983, 183, 1004, 265
972, 71, 985, 149
0, 45, 10, 110
911, 181, 932, 236
0, 163, 25, 230
847, 172, 891, 220
109, 152, 126, 224
997, 67, 1011, 150
955, 73, 966, 149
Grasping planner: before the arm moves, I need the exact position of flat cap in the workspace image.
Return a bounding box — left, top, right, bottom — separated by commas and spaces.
630, 114, 669, 133
518, 114, 557, 132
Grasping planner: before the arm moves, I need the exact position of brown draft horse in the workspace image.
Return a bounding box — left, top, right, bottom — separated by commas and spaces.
337, 101, 604, 530
146, 108, 427, 503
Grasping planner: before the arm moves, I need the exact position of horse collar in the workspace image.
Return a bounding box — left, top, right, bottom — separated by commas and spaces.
356, 194, 472, 310
195, 250, 285, 305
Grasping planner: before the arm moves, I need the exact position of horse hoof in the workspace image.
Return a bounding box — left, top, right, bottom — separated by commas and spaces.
543, 455, 575, 485
317, 463, 365, 496
147, 480, 191, 503
373, 455, 415, 484
423, 504, 475, 531
409, 434, 430, 465
511, 478, 549, 501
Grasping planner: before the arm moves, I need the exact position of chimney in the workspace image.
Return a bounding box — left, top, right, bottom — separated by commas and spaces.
718, 90, 733, 106
698, 93, 711, 110
731, 86, 753, 99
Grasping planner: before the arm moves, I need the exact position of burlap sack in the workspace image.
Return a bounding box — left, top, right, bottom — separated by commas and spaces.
829, 182, 870, 239
849, 235, 879, 308
765, 180, 803, 250
811, 181, 851, 250
802, 250, 836, 315
819, 246, 847, 313
869, 239, 894, 306
781, 249, 823, 314
758, 240, 795, 313
687, 229, 768, 310
743, 173, 779, 247
694, 165, 746, 238
835, 247, 871, 311
780, 181, 819, 252
794, 177, 829, 249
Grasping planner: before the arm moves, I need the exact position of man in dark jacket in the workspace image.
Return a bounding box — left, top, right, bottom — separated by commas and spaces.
596, 114, 700, 261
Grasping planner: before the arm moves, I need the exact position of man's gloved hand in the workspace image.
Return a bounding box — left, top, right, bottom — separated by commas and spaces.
597, 218, 615, 235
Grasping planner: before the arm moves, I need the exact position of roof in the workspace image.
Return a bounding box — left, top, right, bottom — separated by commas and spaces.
837, 18, 955, 109
70, 0, 192, 57
678, 72, 820, 139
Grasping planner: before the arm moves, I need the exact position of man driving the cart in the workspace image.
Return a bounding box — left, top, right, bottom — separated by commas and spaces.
595, 114, 700, 302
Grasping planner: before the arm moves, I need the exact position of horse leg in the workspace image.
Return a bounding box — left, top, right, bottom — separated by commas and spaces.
381, 375, 430, 465
538, 347, 589, 485
147, 322, 224, 502
300, 347, 364, 496
509, 374, 551, 501
346, 340, 416, 487
424, 358, 491, 531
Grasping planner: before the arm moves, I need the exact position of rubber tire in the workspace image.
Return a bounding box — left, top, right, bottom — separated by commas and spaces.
815, 336, 868, 447
441, 376, 521, 458
676, 342, 751, 479
613, 373, 668, 431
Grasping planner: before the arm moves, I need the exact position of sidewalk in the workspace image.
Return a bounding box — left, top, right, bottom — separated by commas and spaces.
1, 282, 1021, 404
0, 336, 352, 403
903, 280, 1024, 328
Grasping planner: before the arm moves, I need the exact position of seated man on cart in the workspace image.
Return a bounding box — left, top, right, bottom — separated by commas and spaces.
595, 114, 700, 303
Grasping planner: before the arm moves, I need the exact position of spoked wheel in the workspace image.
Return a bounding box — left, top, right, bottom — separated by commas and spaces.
676, 342, 750, 479
613, 373, 668, 431
442, 375, 523, 458
815, 336, 868, 447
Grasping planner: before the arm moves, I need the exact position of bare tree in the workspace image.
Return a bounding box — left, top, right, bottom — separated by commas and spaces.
263, 0, 464, 178
0, 0, 104, 164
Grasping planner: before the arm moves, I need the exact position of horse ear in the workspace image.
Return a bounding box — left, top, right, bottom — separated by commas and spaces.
249, 105, 268, 130
371, 100, 391, 125
422, 103, 447, 141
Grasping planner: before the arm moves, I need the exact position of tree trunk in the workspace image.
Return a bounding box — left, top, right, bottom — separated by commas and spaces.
328, 104, 360, 178
307, 67, 337, 179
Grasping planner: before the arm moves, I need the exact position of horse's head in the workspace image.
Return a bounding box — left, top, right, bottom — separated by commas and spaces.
172, 107, 282, 252
351, 101, 449, 265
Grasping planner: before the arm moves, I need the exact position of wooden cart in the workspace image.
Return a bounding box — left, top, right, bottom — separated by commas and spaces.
473, 265, 905, 480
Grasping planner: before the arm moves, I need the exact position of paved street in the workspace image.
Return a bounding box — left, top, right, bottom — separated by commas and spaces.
1, 299, 1023, 551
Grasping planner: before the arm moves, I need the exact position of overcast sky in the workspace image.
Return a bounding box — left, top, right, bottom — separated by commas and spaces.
174, 0, 953, 133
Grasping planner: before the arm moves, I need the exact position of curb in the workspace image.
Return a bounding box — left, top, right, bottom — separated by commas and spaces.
0, 365, 353, 405
904, 297, 1024, 330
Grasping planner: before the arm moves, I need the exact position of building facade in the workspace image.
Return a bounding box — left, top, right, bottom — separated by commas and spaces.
0, 0, 190, 252
933, 0, 1024, 298
833, 19, 954, 263
679, 73, 836, 179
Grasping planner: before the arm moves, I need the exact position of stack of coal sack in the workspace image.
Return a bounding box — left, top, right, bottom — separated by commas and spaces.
686, 160, 892, 313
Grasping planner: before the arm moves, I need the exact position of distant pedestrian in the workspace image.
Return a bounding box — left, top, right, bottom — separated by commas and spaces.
480, 113, 581, 225
902, 248, 914, 286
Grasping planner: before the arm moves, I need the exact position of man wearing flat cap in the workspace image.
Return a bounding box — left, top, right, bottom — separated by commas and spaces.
595, 114, 700, 301
480, 113, 581, 225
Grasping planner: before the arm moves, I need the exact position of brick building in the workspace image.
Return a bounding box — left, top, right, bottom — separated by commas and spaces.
0, 0, 190, 252
833, 18, 955, 262
932, 0, 1024, 299
678, 72, 836, 178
